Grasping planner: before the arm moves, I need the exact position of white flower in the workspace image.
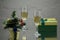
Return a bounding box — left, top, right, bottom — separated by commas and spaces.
34, 31, 41, 38
22, 26, 28, 31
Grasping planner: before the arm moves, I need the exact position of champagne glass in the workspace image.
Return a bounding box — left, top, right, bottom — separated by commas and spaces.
33, 9, 41, 40
21, 7, 28, 32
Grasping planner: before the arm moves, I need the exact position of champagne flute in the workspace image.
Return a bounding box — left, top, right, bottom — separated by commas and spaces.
33, 9, 41, 40
21, 7, 28, 32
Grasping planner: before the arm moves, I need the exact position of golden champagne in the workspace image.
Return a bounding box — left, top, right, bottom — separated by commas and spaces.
34, 16, 41, 25
21, 12, 28, 20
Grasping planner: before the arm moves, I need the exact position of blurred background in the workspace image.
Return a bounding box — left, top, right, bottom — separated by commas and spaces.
0, 0, 60, 40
